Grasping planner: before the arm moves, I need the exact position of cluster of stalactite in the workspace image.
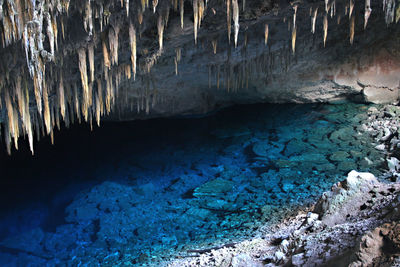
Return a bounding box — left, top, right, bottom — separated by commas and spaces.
0, 0, 399, 154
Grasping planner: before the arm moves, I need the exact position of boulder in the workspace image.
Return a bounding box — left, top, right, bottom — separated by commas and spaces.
193, 178, 234, 197
314, 170, 379, 226
363, 87, 399, 104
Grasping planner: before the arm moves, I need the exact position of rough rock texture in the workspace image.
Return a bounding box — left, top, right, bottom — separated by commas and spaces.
164, 104, 400, 267
165, 170, 400, 267
1, 0, 400, 153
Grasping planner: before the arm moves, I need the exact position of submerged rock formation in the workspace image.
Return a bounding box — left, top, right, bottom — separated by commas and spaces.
0, 0, 399, 153
166, 170, 400, 267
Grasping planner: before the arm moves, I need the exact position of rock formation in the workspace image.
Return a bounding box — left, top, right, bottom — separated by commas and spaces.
0, 0, 399, 154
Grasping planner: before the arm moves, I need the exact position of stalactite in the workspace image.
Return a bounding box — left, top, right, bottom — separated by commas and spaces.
43, 80, 51, 135
193, 0, 199, 44
52, 15, 58, 51
383, 0, 396, 24
55, 99, 61, 131
102, 39, 111, 70
331, 0, 335, 17
0, 0, 396, 155
175, 57, 178, 75
125, 0, 130, 16
312, 7, 318, 33
227, 0, 231, 44
212, 39, 217, 53
349, 0, 354, 18
232, 0, 239, 47
323, 14, 328, 47
105, 69, 112, 114
350, 14, 355, 44
364, 0, 371, 29
109, 25, 120, 66
4, 122, 11, 155
198, 0, 205, 28
78, 48, 89, 121
84, 0, 93, 35
292, 26, 296, 54
180, 0, 184, 28
61, 19, 65, 40
24, 85, 33, 154
129, 23, 137, 80
153, 0, 158, 13
141, 0, 146, 11
33, 66, 43, 116
59, 72, 66, 120
95, 88, 101, 126
73, 83, 81, 123
397, 5, 400, 23
5, 90, 17, 151
138, 8, 143, 24
97, 79, 104, 116
15, 78, 24, 124
292, 5, 297, 54
158, 14, 164, 50
88, 43, 95, 83
174, 48, 181, 75
165, 7, 170, 27
293, 5, 298, 28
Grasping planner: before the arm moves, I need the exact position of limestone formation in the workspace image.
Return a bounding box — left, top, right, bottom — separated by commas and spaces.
0, 0, 399, 154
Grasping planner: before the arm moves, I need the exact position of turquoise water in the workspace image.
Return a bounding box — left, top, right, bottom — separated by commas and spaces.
0, 103, 382, 266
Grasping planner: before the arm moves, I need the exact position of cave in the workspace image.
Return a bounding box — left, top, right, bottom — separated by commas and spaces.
0, 0, 400, 266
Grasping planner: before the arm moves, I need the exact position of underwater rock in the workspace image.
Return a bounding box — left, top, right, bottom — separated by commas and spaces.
283, 139, 309, 156
350, 150, 364, 160
193, 178, 235, 197
337, 161, 358, 172
329, 151, 350, 161
275, 159, 297, 168
252, 140, 271, 157
211, 126, 252, 138
289, 153, 327, 164
316, 162, 336, 171
329, 127, 355, 142
0, 228, 45, 255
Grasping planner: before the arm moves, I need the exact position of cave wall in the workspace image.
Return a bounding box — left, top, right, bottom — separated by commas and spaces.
0, 0, 399, 153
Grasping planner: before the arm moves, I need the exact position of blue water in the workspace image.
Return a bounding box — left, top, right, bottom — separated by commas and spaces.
0, 103, 381, 266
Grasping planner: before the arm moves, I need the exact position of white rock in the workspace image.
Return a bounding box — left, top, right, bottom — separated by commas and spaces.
307, 212, 319, 220
274, 251, 286, 262
387, 157, 400, 172
231, 254, 263, 267
280, 239, 290, 253
347, 170, 378, 190
364, 157, 374, 165
375, 144, 385, 151
291, 253, 305, 266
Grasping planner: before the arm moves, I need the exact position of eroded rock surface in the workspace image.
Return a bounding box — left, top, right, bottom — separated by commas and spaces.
1, 0, 400, 154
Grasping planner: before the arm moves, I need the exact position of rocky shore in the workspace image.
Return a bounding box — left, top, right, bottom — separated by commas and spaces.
165, 104, 400, 267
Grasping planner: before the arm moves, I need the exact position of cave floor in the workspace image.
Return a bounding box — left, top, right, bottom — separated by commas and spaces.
0, 103, 384, 266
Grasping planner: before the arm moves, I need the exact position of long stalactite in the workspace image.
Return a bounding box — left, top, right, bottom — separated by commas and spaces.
0, 0, 397, 154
